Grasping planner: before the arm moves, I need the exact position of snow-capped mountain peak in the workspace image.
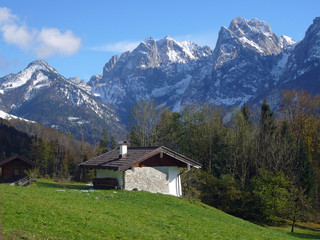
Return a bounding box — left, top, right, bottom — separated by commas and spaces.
229, 17, 273, 36
279, 35, 296, 50
0, 61, 123, 143
221, 17, 282, 56
157, 36, 212, 63
0, 60, 57, 92
27, 60, 57, 73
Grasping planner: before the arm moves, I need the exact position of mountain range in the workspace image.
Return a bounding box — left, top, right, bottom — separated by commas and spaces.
89, 17, 320, 117
0, 60, 124, 143
0, 16, 319, 143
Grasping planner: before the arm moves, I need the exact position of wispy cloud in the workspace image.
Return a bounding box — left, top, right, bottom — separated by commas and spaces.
174, 32, 219, 49
0, 7, 82, 58
91, 41, 140, 53
90, 33, 218, 54
0, 54, 10, 71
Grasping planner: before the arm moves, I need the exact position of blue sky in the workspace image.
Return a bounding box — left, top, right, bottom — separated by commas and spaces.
0, 0, 319, 81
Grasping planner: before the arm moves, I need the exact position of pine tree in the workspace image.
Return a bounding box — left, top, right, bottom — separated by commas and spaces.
256, 98, 277, 171
297, 141, 313, 196
110, 136, 117, 149
129, 126, 141, 146
97, 129, 109, 154
241, 102, 250, 124
260, 98, 275, 135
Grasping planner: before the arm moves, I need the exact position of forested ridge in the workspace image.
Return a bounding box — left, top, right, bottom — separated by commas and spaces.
0, 118, 99, 181
128, 89, 320, 229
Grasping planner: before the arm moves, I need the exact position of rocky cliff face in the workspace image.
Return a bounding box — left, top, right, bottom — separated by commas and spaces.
207, 17, 295, 106
89, 36, 213, 114
280, 17, 320, 93
89, 17, 303, 118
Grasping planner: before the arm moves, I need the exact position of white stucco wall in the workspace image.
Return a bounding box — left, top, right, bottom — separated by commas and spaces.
96, 169, 124, 188
168, 167, 182, 197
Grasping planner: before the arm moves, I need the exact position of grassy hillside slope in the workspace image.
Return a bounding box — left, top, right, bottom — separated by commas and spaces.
0, 180, 319, 240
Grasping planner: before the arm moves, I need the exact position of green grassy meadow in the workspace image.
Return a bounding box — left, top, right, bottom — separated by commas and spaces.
0, 179, 319, 240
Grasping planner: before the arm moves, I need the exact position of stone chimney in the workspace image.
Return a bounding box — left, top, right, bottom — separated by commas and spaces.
119, 140, 128, 158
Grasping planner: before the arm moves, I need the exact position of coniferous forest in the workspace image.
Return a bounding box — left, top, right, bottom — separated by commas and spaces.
1, 89, 319, 228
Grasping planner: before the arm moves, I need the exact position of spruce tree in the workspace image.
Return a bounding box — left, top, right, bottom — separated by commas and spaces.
98, 129, 109, 154
241, 102, 250, 124
110, 136, 117, 149
298, 141, 313, 196
260, 98, 275, 135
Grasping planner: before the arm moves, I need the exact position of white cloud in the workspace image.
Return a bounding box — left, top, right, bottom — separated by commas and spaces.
0, 7, 15, 24
36, 28, 82, 58
91, 41, 140, 53
2, 23, 35, 49
0, 6, 81, 58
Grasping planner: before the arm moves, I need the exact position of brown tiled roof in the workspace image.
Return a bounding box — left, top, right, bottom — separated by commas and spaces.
79, 146, 201, 171
0, 155, 43, 168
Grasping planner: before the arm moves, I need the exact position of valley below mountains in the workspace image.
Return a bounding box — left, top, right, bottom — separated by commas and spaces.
0, 16, 320, 143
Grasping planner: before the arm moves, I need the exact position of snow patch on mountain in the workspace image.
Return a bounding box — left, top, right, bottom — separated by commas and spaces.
239, 37, 265, 53
212, 95, 252, 106
151, 74, 192, 97
172, 100, 183, 112
0, 110, 35, 123
68, 76, 92, 92
67, 116, 90, 125
157, 36, 202, 63
33, 72, 49, 86
271, 52, 291, 80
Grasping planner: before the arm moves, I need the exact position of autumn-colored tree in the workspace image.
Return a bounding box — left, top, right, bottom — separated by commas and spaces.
281, 89, 320, 215
129, 99, 163, 146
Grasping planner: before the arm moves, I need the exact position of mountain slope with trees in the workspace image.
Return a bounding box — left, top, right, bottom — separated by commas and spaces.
0, 117, 97, 181
128, 89, 320, 228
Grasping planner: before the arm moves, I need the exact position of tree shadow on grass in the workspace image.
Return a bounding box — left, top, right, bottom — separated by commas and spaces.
286, 232, 320, 239
35, 180, 92, 190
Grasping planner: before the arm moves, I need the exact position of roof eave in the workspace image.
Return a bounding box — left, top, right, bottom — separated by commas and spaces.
161, 146, 202, 168
79, 164, 120, 170
0, 155, 43, 168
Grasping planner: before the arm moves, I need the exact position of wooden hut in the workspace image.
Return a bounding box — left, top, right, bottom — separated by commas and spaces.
0, 155, 42, 183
